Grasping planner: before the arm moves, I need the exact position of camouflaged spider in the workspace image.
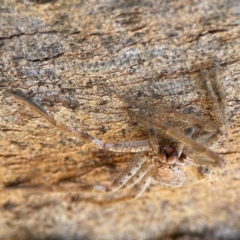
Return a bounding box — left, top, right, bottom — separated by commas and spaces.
12, 63, 226, 198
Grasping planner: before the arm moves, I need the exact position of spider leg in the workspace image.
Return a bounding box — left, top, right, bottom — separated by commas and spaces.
12, 93, 150, 153
200, 64, 227, 129
12, 93, 98, 142
148, 127, 159, 154
200, 64, 228, 147
212, 63, 228, 139
105, 140, 150, 152
12, 93, 58, 127
176, 127, 195, 158
162, 107, 215, 132
201, 69, 220, 115
194, 128, 222, 149
213, 63, 227, 118
94, 152, 148, 192
123, 97, 215, 132
124, 161, 153, 188
132, 173, 152, 198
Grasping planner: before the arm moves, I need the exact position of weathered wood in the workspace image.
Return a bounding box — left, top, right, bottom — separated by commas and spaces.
0, 0, 240, 239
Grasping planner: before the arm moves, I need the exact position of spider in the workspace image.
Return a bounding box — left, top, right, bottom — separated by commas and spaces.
11, 63, 226, 198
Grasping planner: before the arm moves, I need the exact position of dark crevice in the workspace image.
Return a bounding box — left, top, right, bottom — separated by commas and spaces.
29, 52, 64, 62
0, 30, 58, 40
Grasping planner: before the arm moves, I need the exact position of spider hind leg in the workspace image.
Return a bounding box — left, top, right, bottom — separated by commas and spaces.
94, 153, 149, 193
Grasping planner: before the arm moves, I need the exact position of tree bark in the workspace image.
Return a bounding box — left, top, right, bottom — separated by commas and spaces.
0, 0, 240, 239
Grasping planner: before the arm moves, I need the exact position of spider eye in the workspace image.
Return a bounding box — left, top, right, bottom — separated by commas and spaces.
184, 127, 195, 136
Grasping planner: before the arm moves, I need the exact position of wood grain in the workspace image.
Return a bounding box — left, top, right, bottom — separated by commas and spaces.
0, 0, 240, 239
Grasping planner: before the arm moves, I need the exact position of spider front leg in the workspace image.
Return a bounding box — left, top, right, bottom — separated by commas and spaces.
176, 127, 195, 160
12, 93, 100, 144
104, 139, 150, 153
11, 93, 151, 153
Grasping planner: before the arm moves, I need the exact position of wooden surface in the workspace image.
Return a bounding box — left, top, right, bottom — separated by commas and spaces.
0, 0, 240, 239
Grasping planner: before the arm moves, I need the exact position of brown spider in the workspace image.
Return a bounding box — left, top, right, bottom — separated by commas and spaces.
12, 63, 226, 198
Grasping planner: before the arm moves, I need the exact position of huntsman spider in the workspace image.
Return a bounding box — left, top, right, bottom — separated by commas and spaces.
12, 63, 226, 198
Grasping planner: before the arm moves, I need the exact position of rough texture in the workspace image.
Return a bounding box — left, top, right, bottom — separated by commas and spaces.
0, 0, 240, 239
